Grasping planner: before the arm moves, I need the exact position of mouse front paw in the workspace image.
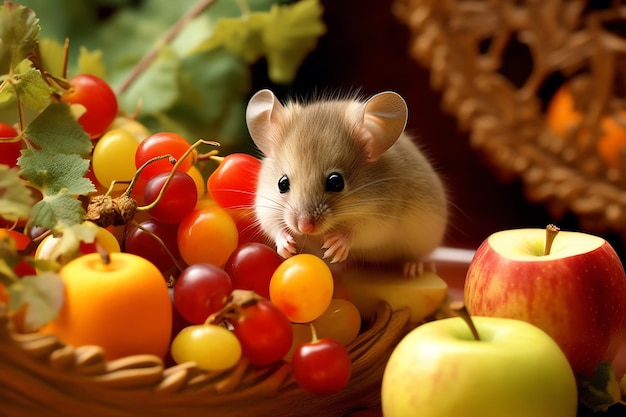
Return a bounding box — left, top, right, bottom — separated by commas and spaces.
322, 232, 351, 263
275, 231, 297, 259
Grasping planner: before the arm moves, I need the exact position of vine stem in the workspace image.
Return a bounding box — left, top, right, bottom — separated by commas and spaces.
116, 0, 217, 96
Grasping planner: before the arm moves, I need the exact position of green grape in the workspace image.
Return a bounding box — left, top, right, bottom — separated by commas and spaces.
170, 324, 242, 371
313, 298, 361, 346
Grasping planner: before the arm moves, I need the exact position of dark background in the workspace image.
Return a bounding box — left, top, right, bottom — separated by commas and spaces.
250, 0, 588, 252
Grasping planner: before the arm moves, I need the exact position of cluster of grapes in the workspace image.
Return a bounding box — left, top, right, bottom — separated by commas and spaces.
1, 73, 362, 396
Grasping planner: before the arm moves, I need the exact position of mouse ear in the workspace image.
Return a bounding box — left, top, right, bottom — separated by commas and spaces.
358, 91, 408, 162
246, 89, 285, 158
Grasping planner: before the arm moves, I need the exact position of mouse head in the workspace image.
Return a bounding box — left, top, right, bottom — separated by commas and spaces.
246, 89, 408, 236
246, 89, 408, 162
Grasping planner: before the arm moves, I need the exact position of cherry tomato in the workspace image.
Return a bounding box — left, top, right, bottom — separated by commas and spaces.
224, 242, 283, 298
135, 132, 193, 181
61, 74, 118, 139
291, 337, 352, 395
226, 207, 265, 245
207, 153, 260, 210
230, 298, 293, 366
0, 122, 21, 168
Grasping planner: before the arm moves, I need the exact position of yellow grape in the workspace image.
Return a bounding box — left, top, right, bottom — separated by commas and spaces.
92, 128, 141, 191
170, 324, 242, 371
313, 298, 361, 346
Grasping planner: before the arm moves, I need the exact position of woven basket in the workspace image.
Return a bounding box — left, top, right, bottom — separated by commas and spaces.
395, 0, 626, 241
0, 301, 411, 417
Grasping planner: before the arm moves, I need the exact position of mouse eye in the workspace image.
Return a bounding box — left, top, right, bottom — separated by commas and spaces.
325, 172, 344, 192
278, 175, 290, 193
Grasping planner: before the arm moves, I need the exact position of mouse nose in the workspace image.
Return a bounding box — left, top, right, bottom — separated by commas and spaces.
297, 216, 316, 234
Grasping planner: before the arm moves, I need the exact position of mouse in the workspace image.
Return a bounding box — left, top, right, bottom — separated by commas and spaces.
246, 89, 448, 276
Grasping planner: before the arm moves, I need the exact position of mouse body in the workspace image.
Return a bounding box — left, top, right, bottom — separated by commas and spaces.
246, 89, 447, 274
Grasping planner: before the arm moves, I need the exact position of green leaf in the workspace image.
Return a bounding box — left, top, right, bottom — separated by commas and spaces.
0, 1, 40, 73
44, 221, 98, 264
263, 0, 326, 83
0, 165, 35, 222
77, 46, 107, 79
194, 13, 269, 63
577, 362, 622, 412
38, 38, 65, 78
12, 66, 53, 111
118, 46, 180, 115
0, 235, 20, 281
25, 102, 92, 155
19, 149, 94, 195
28, 191, 86, 231
8, 272, 64, 331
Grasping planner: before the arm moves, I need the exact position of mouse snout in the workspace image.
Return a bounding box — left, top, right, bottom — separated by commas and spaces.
297, 215, 316, 234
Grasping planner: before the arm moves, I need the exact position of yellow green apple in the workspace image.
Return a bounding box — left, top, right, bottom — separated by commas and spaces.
464, 227, 626, 377
381, 316, 578, 417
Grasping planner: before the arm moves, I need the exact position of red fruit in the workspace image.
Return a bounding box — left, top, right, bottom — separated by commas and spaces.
61, 74, 118, 139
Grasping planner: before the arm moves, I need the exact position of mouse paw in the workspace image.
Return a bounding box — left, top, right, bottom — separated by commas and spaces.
322, 232, 351, 263
403, 261, 436, 278
276, 231, 297, 259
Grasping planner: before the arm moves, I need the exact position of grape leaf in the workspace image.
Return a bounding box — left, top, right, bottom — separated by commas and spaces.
38, 38, 65, 77
46, 221, 98, 264
577, 362, 622, 412
0, 165, 35, 222
28, 190, 86, 231
77, 46, 107, 80
12, 65, 53, 111
195, 13, 269, 63
0, 1, 40, 73
0, 235, 20, 282
25, 102, 92, 155
8, 272, 64, 331
263, 0, 326, 83
19, 149, 94, 195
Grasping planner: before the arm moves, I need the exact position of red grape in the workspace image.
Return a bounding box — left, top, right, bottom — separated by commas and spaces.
291, 336, 352, 395
124, 219, 181, 274
60, 74, 118, 139
0, 122, 21, 168
224, 242, 282, 298
135, 132, 193, 181
207, 153, 260, 210
143, 171, 198, 224
173, 263, 233, 324
230, 298, 293, 366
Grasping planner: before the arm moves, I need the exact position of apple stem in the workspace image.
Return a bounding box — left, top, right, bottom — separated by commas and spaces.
450, 301, 480, 341
544, 224, 560, 256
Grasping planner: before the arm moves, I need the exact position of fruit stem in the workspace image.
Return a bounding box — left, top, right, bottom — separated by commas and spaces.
120, 154, 177, 197
308, 323, 319, 343
544, 224, 560, 256
136, 139, 219, 211
116, 0, 217, 96
451, 301, 480, 341
96, 240, 111, 266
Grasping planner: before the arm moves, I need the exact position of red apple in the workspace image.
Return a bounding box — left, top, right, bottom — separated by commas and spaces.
464, 226, 626, 378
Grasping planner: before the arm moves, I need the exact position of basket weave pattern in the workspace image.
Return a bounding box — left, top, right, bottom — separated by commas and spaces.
0, 302, 410, 417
